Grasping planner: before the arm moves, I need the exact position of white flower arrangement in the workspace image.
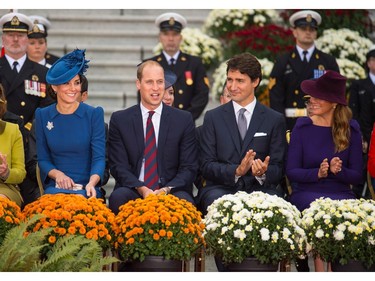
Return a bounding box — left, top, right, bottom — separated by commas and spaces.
153, 27, 223, 70
203, 191, 307, 265
315, 28, 373, 66
336, 58, 366, 81
211, 57, 274, 100
301, 197, 375, 268
203, 9, 282, 38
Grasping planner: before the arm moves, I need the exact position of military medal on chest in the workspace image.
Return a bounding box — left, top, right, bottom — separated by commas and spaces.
24, 75, 46, 98
185, 71, 193, 85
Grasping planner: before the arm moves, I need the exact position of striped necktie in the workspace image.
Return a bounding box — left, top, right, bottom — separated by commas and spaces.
144, 111, 159, 190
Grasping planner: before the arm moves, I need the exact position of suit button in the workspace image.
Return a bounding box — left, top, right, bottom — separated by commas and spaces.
178, 104, 183, 109
293, 102, 297, 107
178, 89, 183, 95
20, 115, 24, 119
21, 101, 26, 106
294, 90, 299, 95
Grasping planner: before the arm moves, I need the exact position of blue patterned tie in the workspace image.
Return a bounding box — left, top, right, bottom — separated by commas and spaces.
144, 111, 159, 190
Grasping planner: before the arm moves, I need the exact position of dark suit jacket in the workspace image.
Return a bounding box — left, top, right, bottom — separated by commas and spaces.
349, 76, 375, 144
197, 101, 287, 202
108, 103, 198, 193
146, 52, 209, 121
269, 46, 339, 131
0, 56, 54, 126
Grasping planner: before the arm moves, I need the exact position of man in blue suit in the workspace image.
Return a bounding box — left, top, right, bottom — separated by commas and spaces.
196, 53, 287, 216
108, 60, 198, 214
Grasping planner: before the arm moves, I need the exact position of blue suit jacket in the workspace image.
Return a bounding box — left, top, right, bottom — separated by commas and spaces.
108, 103, 198, 193
197, 101, 287, 201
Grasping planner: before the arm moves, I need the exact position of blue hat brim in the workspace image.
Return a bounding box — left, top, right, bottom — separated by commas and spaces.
164, 69, 177, 89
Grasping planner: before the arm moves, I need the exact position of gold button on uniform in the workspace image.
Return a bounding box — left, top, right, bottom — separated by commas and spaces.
178, 89, 183, 95
20, 115, 24, 119
21, 101, 26, 106
294, 90, 299, 95
293, 102, 297, 107
178, 104, 183, 109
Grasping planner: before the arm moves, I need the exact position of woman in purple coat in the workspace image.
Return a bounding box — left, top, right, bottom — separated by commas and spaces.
286, 70, 363, 271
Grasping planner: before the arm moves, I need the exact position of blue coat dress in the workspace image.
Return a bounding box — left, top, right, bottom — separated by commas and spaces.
35, 102, 106, 197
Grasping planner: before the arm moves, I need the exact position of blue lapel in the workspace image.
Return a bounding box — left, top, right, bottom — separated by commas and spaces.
132, 106, 145, 157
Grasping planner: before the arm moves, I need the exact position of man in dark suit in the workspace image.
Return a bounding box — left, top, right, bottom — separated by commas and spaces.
0, 12, 54, 130
108, 60, 198, 214
196, 53, 287, 216
145, 12, 209, 121
269, 10, 339, 131
196, 53, 287, 272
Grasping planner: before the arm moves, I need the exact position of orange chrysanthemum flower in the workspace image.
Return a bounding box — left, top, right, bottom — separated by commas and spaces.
0, 197, 23, 245
22, 194, 118, 253
115, 194, 205, 262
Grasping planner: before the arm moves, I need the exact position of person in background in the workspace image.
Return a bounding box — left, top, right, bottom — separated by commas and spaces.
27, 15, 60, 68
162, 69, 177, 107
269, 10, 339, 132
0, 12, 54, 131
286, 70, 363, 271
145, 12, 209, 121
349, 45, 375, 198
35, 49, 106, 199
0, 83, 26, 207
219, 81, 232, 105
108, 60, 197, 215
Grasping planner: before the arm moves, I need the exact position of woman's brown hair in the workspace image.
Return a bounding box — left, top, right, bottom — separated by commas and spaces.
332, 104, 352, 152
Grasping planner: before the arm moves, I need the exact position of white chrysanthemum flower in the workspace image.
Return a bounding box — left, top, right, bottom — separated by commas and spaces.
333, 230, 345, 241
315, 229, 324, 238
260, 228, 270, 241
234, 229, 247, 240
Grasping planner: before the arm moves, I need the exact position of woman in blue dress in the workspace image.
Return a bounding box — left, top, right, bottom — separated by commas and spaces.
35, 49, 105, 198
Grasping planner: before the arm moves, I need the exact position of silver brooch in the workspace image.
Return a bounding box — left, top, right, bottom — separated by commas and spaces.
46, 121, 54, 130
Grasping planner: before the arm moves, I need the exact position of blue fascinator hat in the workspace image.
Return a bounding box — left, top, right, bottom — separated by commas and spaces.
46, 49, 89, 85
164, 69, 177, 89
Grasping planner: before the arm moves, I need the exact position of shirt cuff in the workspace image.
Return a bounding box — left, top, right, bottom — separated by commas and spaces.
234, 175, 241, 183
255, 174, 266, 185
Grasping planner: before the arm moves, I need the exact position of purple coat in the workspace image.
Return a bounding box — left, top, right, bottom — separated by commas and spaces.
286, 117, 363, 211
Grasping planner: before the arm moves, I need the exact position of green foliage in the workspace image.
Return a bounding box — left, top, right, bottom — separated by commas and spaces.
0, 215, 119, 272
0, 215, 48, 271
34, 235, 119, 272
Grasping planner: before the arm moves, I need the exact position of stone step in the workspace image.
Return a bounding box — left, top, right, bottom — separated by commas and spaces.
48, 44, 154, 61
